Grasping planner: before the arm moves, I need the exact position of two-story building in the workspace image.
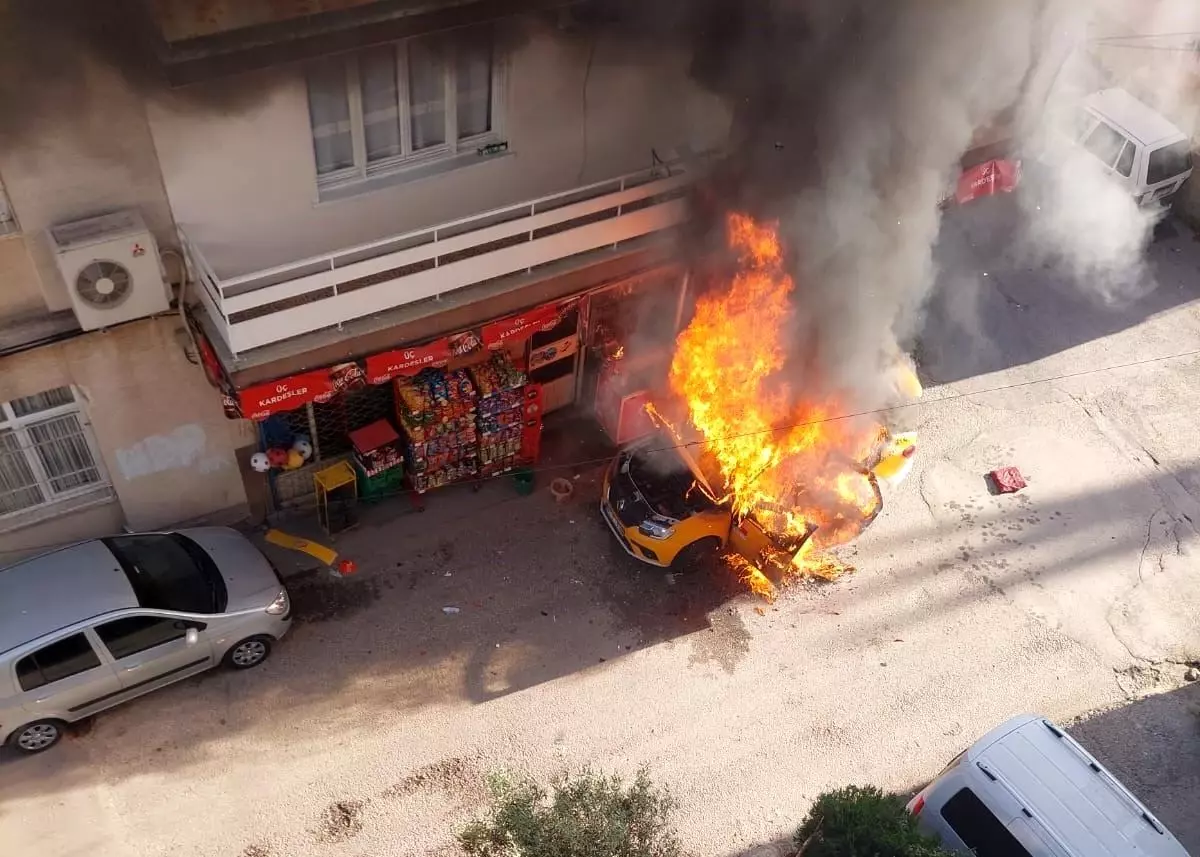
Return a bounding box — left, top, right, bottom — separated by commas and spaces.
0, 0, 732, 558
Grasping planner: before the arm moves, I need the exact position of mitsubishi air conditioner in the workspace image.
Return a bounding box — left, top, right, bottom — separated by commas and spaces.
49, 210, 170, 331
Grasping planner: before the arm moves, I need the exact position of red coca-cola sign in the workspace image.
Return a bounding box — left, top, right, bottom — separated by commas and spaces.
238, 370, 335, 420
364, 337, 452, 384
482, 302, 563, 349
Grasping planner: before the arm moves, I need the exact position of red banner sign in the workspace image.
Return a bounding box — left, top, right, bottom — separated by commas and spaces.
482, 302, 564, 349
238, 370, 336, 421
364, 337, 452, 384
230, 299, 578, 421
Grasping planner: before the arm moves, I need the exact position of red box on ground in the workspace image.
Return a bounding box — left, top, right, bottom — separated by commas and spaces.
989, 466, 1027, 494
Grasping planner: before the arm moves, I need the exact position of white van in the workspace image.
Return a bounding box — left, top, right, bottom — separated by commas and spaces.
907, 714, 1189, 857
1076, 88, 1193, 208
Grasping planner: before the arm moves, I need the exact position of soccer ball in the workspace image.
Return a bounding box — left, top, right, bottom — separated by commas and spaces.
292, 437, 314, 460
250, 452, 271, 473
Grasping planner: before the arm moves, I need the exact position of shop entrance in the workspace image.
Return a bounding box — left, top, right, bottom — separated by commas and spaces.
580, 271, 688, 446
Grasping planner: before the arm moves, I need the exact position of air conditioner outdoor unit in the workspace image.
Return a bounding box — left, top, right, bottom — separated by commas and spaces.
49, 209, 170, 331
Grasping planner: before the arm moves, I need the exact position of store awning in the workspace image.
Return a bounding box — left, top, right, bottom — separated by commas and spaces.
364, 338, 453, 385
217, 294, 583, 421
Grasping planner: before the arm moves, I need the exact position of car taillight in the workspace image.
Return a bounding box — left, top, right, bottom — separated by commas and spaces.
265, 588, 290, 615
910, 795, 925, 816
902, 445, 917, 458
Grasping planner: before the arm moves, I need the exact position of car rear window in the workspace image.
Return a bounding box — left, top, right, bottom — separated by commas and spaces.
941, 787, 1032, 857
103, 534, 227, 614
1147, 140, 1193, 184
16, 633, 102, 691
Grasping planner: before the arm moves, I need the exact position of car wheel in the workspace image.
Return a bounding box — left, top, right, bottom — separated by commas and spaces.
223, 635, 273, 670
9, 719, 65, 754
671, 537, 722, 572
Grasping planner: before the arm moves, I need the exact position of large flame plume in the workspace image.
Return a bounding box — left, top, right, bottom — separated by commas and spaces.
667, 213, 892, 594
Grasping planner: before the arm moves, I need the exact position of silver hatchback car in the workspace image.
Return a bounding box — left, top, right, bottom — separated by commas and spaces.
1, 527, 291, 754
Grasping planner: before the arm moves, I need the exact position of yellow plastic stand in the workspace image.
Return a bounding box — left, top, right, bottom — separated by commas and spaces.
314, 460, 358, 536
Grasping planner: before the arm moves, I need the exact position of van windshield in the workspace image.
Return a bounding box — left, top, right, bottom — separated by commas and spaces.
103, 534, 228, 614
1148, 141, 1193, 185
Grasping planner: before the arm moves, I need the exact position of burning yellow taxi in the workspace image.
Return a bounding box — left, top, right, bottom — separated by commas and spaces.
600, 427, 917, 572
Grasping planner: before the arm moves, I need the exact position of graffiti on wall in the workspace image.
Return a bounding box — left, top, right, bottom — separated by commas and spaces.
115, 424, 231, 481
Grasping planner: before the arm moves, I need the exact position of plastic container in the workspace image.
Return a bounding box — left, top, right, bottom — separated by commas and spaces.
513, 467, 535, 496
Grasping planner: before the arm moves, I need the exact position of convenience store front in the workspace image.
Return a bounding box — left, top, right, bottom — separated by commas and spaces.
199, 266, 689, 515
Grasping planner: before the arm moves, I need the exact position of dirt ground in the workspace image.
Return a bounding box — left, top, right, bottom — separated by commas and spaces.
3, 203, 1200, 856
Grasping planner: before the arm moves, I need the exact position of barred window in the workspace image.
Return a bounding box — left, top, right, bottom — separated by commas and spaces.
0, 386, 108, 517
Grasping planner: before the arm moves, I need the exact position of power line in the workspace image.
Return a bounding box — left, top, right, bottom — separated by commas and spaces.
6, 344, 1200, 559
1091, 31, 1200, 43
1088, 43, 1200, 53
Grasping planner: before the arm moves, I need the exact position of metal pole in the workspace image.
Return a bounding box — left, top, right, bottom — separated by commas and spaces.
674, 271, 691, 334
306, 402, 321, 462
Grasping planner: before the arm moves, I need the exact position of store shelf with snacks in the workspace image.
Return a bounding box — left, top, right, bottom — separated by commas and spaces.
469, 353, 529, 478
394, 368, 479, 494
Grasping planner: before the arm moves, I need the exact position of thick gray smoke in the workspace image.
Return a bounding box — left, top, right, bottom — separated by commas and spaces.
716, 0, 1048, 404
0, 0, 268, 154
602, 0, 1197, 411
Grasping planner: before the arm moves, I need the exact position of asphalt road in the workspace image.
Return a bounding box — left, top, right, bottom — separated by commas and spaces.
2, 201, 1199, 857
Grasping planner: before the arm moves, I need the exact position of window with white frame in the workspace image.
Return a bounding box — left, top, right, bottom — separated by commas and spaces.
0, 386, 108, 518
306, 25, 503, 189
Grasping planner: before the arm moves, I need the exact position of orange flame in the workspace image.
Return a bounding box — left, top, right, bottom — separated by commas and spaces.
668, 213, 885, 593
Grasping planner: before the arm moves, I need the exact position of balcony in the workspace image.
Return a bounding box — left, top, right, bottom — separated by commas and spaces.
182, 161, 699, 357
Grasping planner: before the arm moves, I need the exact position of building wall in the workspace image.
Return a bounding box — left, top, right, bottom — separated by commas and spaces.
0, 57, 177, 318
0, 316, 253, 555
146, 19, 731, 277
0, 500, 124, 566
0, 232, 45, 320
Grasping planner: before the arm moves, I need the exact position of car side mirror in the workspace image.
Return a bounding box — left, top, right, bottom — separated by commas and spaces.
185, 627, 200, 646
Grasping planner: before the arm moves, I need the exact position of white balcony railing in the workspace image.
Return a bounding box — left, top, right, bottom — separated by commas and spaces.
183, 162, 699, 357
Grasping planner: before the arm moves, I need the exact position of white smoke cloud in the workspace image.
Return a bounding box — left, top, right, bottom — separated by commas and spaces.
1011, 1, 1179, 305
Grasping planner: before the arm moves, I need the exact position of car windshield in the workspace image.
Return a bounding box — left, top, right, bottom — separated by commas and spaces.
103, 534, 227, 614
1147, 140, 1193, 184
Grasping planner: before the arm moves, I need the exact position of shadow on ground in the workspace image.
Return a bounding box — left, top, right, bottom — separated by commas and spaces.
726, 682, 1200, 857
2, 446, 1191, 813
0, 410, 753, 804
1069, 681, 1200, 852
